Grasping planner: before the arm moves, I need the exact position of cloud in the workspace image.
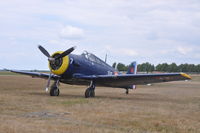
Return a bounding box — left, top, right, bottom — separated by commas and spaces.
121, 49, 138, 56
177, 46, 193, 55
59, 25, 84, 40
105, 45, 138, 57
0, 0, 200, 69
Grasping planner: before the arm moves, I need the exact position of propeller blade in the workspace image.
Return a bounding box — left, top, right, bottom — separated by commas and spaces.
38, 45, 50, 58
55, 46, 76, 59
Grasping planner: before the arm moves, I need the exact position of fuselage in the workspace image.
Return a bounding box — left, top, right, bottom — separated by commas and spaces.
49, 51, 116, 85
66, 54, 115, 76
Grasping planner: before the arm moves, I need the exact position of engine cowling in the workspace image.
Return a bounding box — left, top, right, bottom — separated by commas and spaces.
49, 51, 70, 75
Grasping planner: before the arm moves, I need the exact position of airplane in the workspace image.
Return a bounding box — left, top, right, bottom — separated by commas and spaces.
6, 46, 191, 98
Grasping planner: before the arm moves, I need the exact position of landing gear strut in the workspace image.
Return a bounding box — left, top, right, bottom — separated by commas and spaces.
85, 81, 96, 98
50, 80, 60, 96
125, 88, 129, 95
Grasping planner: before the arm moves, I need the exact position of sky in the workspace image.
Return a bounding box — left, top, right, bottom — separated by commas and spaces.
0, 0, 200, 70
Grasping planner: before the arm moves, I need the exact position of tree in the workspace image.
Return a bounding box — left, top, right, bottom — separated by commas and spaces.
156, 64, 162, 71
168, 63, 178, 72
156, 63, 169, 72
117, 63, 128, 71
112, 62, 200, 73
112, 62, 117, 68
137, 62, 154, 73
196, 65, 200, 73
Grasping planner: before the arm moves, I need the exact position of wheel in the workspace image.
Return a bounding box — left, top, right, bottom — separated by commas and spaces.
90, 90, 95, 97
85, 88, 91, 98
126, 89, 129, 95
50, 86, 60, 96
85, 88, 95, 98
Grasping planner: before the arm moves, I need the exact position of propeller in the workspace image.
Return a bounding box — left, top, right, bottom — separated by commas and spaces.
38, 45, 50, 58
55, 46, 76, 59
38, 45, 76, 92
38, 45, 76, 62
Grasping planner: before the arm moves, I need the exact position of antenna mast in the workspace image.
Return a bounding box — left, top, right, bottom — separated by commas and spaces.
105, 54, 107, 63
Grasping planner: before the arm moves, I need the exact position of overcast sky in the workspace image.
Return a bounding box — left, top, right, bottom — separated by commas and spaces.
0, 0, 200, 70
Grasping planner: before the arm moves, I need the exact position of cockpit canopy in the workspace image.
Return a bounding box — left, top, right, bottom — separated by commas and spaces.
81, 51, 109, 67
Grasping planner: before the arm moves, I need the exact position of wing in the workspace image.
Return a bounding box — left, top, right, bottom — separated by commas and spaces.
73, 73, 191, 88
7, 69, 60, 80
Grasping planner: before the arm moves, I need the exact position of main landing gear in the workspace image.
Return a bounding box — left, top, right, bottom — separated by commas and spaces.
85, 81, 96, 98
50, 80, 60, 96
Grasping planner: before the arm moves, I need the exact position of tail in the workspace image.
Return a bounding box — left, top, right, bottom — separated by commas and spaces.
127, 61, 137, 74
127, 62, 137, 89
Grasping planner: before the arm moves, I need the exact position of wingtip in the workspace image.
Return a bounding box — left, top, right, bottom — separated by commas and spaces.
180, 73, 192, 80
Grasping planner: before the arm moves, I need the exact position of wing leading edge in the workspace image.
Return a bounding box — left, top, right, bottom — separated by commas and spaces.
6, 69, 191, 88
73, 73, 191, 88
6, 70, 60, 80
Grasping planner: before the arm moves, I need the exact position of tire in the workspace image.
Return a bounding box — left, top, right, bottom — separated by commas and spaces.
90, 90, 95, 97
126, 89, 129, 95
50, 86, 60, 96
85, 88, 91, 98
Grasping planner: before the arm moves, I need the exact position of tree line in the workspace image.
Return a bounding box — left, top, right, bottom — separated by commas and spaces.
112, 62, 200, 73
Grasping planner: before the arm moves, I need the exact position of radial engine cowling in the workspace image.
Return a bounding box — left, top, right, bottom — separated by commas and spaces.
49, 51, 70, 75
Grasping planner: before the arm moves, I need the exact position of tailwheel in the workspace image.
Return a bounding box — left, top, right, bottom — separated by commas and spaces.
126, 88, 129, 95
50, 81, 60, 96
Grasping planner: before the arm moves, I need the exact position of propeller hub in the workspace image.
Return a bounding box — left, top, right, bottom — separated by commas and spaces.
49, 53, 63, 70
48, 57, 55, 62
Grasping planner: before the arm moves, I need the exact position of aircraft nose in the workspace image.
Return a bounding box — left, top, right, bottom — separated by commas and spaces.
49, 51, 70, 75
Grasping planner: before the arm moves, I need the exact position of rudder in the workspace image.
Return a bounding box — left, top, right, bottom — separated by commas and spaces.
127, 61, 137, 89
127, 61, 137, 74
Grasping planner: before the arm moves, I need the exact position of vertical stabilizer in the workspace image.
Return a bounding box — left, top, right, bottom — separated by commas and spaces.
127, 61, 137, 74
127, 61, 137, 89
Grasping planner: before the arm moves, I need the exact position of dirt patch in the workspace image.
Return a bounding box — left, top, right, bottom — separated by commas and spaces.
22, 111, 71, 119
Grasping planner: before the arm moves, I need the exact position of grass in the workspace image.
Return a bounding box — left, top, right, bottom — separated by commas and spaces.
61, 98, 89, 105
0, 74, 199, 133
0, 71, 19, 75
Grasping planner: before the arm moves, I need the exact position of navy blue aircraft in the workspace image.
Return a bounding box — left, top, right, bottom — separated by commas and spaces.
8, 46, 191, 98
